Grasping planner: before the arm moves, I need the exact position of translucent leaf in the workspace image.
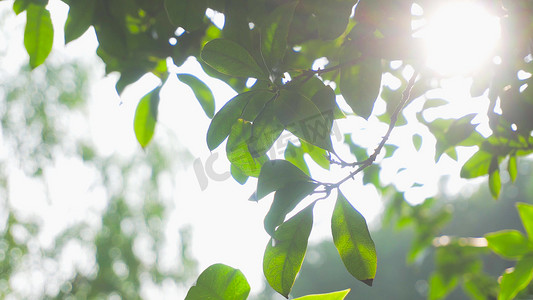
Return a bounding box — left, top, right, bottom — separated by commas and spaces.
508, 154, 517, 183
231, 164, 249, 185
331, 191, 377, 286
275, 90, 333, 151
314, 0, 356, 40
201, 38, 268, 80
261, 1, 297, 69
206, 90, 274, 151
185, 263, 250, 300
428, 272, 459, 300
412, 134, 422, 151
64, 0, 95, 43
256, 160, 311, 200
264, 181, 318, 236
178, 73, 215, 118
284, 142, 310, 175
340, 47, 382, 119
517, 203, 533, 241
248, 102, 284, 158
486, 230, 530, 259
460, 151, 492, 179
498, 255, 533, 300
488, 156, 501, 198
134, 87, 160, 148
226, 119, 267, 177
293, 289, 351, 300
24, 4, 54, 69
264, 203, 315, 298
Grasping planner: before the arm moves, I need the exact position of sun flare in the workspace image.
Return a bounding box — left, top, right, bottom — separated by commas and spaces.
422, 2, 501, 75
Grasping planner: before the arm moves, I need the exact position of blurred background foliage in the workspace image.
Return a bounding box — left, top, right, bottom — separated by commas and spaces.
0, 12, 197, 298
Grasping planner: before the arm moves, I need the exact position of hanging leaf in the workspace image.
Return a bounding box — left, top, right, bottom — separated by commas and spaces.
508, 154, 517, 183
412, 134, 422, 151
207, 90, 274, 151
264, 203, 315, 298
231, 164, 249, 185
331, 191, 377, 286
498, 254, 533, 300
64, 0, 95, 43
24, 4, 54, 69
340, 45, 382, 119
264, 181, 318, 236
292, 289, 351, 300
256, 160, 312, 200
201, 38, 268, 80
284, 142, 310, 175
314, 0, 357, 40
185, 263, 250, 300
178, 73, 215, 118
164, 0, 207, 32
260, 1, 297, 69
134, 87, 161, 148
488, 156, 501, 198
517, 203, 533, 241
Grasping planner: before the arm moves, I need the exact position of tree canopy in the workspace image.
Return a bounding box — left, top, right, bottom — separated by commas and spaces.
8, 0, 533, 299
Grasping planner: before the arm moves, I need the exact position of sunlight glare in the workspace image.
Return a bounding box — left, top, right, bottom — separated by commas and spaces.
423, 2, 500, 75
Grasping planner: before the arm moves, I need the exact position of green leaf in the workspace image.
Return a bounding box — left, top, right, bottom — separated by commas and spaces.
64, 0, 95, 43
264, 181, 318, 236
264, 203, 315, 298
275, 90, 333, 151
185, 263, 250, 300
331, 191, 377, 286
201, 39, 268, 80
178, 74, 215, 118
284, 142, 310, 175
498, 254, 533, 300
260, 1, 297, 69
249, 101, 285, 158
292, 289, 351, 300
508, 154, 517, 183
460, 150, 492, 179
486, 230, 530, 259
164, 0, 207, 31
340, 47, 382, 119
489, 156, 501, 198
206, 90, 274, 151
24, 4, 54, 69
256, 160, 311, 200
412, 134, 422, 151
517, 203, 533, 241
226, 119, 268, 177
301, 140, 330, 170
428, 272, 459, 300
314, 0, 356, 40
134, 87, 161, 148
231, 164, 249, 185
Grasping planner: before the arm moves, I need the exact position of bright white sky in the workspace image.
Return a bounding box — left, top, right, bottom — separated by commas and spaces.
0, 0, 502, 298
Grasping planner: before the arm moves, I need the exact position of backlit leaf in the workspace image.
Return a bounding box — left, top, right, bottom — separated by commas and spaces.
207, 90, 274, 151
201, 38, 268, 80
340, 46, 381, 119
24, 4, 53, 69
486, 230, 530, 259
498, 254, 533, 300
517, 203, 533, 241
261, 1, 297, 69
226, 119, 268, 177
488, 156, 501, 198
331, 191, 377, 286
164, 0, 206, 31
508, 154, 517, 183
249, 101, 284, 158
460, 150, 492, 179
293, 289, 351, 300
134, 87, 161, 148
185, 263, 250, 300
257, 160, 311, 200
412, 134, 422, 151
64, 0, 95, 43
178, 73, 215, 118
264, 203, 315, 298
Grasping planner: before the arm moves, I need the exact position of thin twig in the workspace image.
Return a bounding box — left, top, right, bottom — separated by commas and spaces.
324, 70, 419, 190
